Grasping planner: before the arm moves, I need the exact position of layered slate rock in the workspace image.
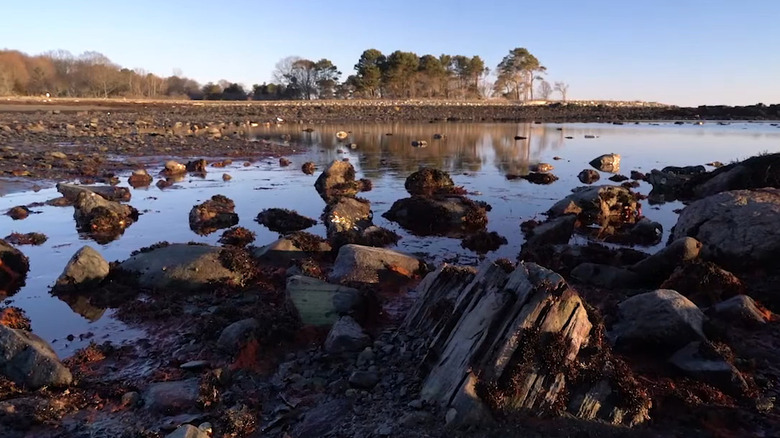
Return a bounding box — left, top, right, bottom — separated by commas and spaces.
405, 261, 650, 427
0, 325, 73, 388
670, 188, 780, 270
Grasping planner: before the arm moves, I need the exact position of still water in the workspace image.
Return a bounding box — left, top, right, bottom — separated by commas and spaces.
1, 121, 779, 357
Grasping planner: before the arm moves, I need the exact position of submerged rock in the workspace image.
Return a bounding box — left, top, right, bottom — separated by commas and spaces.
255, 208, 316, 233
589, 153, 621, 173
460, 231, 507, 254
302, 162, 316, 175
670, 188, 780, 270
405, 261, 649, 427
578, 169, 601, 184
0, 325, 73, 388
522, 171, 558, 184
329, 244, 424, 284
383, 195, 488, 237
6, 206, 29, 220
119, 244, 244, 290
404, 167, 454, 196
189, 195, 238, 235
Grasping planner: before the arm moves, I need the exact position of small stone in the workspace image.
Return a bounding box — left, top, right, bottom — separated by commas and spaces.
445, 408, 459, 426
122, 391, 141, 407
324, 316, 371, 353
222, 173, 231, 181
375, 424, 393, 436
180, 360, 209, 371
356, 347, 375, 367
407, 399, 424, 409
349, 370, 379, 389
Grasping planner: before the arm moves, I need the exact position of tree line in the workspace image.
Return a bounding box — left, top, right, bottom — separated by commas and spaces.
0, 47, 569, 101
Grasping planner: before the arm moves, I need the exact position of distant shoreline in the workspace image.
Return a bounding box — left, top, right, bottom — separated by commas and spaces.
0, 97, 778, 122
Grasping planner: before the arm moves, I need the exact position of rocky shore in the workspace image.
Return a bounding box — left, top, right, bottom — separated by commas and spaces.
2, 143, 780, 437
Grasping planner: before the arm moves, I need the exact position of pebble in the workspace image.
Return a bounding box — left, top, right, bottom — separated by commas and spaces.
349, 371, 379, 389
180, 360, 209, 371
121, 391, 140, 407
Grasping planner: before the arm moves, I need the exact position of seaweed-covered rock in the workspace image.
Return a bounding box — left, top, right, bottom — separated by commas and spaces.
322, 197, 372, 237
189, 195, 238, 235
72, 191, 139, 242
256, 208, 316, 233
578, 169, 601, 184
404, 168, 454, 196
383, 195, 488, 237
549, 185, 639, 228
0, 240, 29, 298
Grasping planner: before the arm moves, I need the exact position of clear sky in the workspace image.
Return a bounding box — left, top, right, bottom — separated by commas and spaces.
2, 0, 778, 106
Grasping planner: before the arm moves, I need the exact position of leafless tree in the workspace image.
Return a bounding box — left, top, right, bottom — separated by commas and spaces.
537, 80, 553, 100
554, 81, 570, 102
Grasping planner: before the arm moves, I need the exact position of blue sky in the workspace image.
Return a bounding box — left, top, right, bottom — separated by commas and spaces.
2, 0, 778, 105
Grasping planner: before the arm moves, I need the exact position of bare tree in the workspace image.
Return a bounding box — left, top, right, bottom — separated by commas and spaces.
537, 80, 552, 100
272, 56, 301, 84
554, 81, 569, 102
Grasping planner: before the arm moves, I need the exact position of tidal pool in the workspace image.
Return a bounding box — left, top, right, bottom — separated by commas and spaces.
1, 121, 779, 356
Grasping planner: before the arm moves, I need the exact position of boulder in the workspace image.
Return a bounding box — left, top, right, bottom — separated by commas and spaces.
57, 183, 131, 202
610, 289, 705, 351
578, 169, 600, 184
589, 153, 621, 173
302, 162, 316, 175
404, 168, 454, 196
164, 160, 187, 175
383, 195, 488, 237
570, 263, 641, 288
630, 237, 701, 282
128, 169, 153, 188
670, 188, 780, 269
669, 341, 749, 396
322, 197, 372, 237
329, 244, 423, 284
255, 208, 316, 233
0, 239, 29, 297
119, 244, 243, 290
522, 172, 559, 184
711, 295, 769, 327
314, 160, 362, 201
54, 246, 109, 290
165, 425, 210, 438
189, 195, 238, 235
144, 378, 200, 413
0, 325, 73, 388
286, 276, 364, 325
405, 261, 649, 426
523, 215, 576, 248
324, 316, 371, 353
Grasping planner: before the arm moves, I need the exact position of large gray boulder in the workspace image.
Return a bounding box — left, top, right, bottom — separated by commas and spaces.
119, 244, 243, 290
610, 289, 705, 351
0, 325, 73, 388
630, 237, 702, 282
670, 188, 780, 269
405, 261, 650, 427
286, 276, 363, 325
54, 246, 109, 290
329, 244, 423, 284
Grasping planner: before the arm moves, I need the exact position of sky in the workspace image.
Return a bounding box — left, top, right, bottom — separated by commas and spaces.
1, 0, 778, 106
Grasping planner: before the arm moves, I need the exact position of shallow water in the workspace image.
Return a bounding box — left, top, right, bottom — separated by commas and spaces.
1, 121, 779, 357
